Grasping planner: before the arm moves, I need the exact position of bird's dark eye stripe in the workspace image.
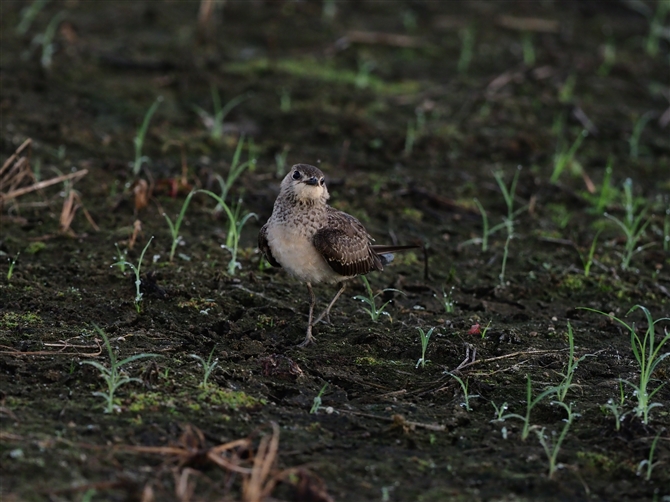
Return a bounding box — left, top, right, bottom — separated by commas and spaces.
292, 171, 301, 180
319, 177, 325, 185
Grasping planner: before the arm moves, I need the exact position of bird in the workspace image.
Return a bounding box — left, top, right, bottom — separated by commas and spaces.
258, 164, 417, 347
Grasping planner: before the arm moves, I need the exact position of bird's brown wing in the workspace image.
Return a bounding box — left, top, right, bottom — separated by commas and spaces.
313, 209, 383, 277
258, 223, 281, 268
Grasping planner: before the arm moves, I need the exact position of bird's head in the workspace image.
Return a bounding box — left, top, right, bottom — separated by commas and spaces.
280, 164, 329, 204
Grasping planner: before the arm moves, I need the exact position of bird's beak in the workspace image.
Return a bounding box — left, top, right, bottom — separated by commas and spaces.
304, 177, 319, 186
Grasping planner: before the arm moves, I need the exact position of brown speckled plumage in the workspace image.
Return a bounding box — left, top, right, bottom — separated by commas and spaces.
258, 164, 417, 346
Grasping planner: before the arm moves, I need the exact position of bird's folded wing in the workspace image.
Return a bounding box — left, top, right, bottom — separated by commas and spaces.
258, 223, 281, 268
313, 210, 383, 277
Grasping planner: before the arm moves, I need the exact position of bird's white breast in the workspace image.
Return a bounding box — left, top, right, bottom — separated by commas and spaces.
266, 222, 341, 284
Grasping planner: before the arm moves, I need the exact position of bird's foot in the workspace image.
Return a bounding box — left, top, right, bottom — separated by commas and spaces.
298, 326, 317, 347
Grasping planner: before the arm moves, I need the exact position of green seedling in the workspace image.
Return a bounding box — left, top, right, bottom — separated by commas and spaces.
37, 10, 66, 69
439, 287, 455, 314
163, 190, 196, 262
580, 305, 669, 424
310, 383, 328, 414
597, 40, 616, 76
6, 252, 19, 282
602, 398, 626, 431
16, 0, 50, 35
114, 244, 127, 273
217, 135, 255, 202
279, 87, 291, 112
521, 31, 535, 66
198, 190, 257, 275
112, 236, 154, 313
629, 111, 655, 159
664, 208, 669, 252
534, 401, 579, 480
576, 230, 600, 277
491, 401, 509, 422
473, 198, 489, 251
558, 74, 576, 103
551, 129, 587, 183
82, 325, 157, 413
404, 119, 416, 157
190, 348, 218, 388
415, 327, 435, 369
493, 167, 522, 235
322, 0, 336, 21
132, 96, 163, 176
355, 59, 375, 89
193, 87, 249, 141
480, 320, 492, 339
404, 107, 427, 156
493, 167, 524, 285
444, 372, 478, 411
583, 157, 616, 215
604, 179, 652, 270
637, 431, 663, 481
555, 322, 593, 402
275, 145, 290, 177
646, 0, 670, 57
496, 375, 559, 440
458, 25, 475, 74
499, 233, 512, 286
353, 276, 404, 322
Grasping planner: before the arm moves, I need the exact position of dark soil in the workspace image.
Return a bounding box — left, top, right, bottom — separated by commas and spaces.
1, 1, 669, 501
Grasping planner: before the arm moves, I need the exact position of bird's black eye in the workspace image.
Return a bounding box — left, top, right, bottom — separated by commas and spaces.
292, 171, 301, 180
319, 177, 325, 186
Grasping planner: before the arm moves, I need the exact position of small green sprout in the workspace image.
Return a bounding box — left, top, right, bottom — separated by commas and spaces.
279, 87, 291, 112
576, 230, 601, 277
473, 198, 489, 252
646, 0, 670, 57
112, 236, 154, 313
163, 190, 196, 262
521, 31, 535, 66
274, 145, 290, 177
458, 25, 475, 74
637, 431, 663, 481
353, 276, 404, 322
601, 398, 626, 431
439, 287, 455, 314
6, 252, 19, 282
132, 96, 163, 176
444, 371, 478, 411
415, 327, 435, 369
216, 135, 256, 202
551, 129, 587, 183
39, 10, 66, 69
16, 0, 50, 35
534, 401, 579, 480
597, 40, 616, 76
198, 190, 257, 275
629, 111, 655, 159
604, 179, 652, 270
579, 305, 669, 424
554, 322, 593, 402
82, 325, 158, 413
114, 244, 127, 273
310, 383, 328, 414
495, 375, 559, 440
190, 348, 219, 388
193, 87, 249, 142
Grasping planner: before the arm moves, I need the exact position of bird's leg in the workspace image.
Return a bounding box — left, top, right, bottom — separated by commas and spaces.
298, 282, 317, 347
314, 283, 346, 325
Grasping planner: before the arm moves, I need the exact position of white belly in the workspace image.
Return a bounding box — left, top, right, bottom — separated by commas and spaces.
266, 224, 341, 284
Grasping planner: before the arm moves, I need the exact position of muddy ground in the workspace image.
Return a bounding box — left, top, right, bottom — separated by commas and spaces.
1, 1, 669, 501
